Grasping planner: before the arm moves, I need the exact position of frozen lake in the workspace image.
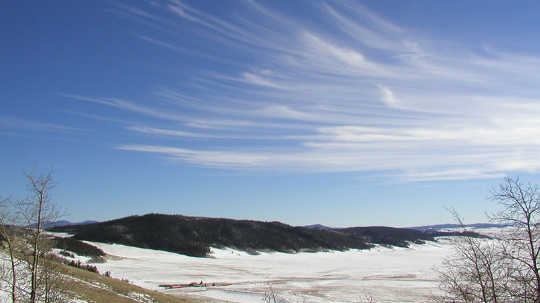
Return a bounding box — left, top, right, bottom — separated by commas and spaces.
76, 237, 461, 303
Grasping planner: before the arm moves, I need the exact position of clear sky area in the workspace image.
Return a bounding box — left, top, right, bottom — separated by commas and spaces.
3, 0, 540, 227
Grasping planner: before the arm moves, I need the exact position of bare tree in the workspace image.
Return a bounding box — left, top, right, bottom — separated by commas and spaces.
0, 171, 65, 303
490, 177, 540, 302
437, 210, 509, 303
25, 172, 55, 303
0, 199, 25, 303
438, 177, 540, 303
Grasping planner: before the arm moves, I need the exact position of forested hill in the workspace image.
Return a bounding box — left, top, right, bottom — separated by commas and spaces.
333, 226, 486, 247
51, 213, 478, 257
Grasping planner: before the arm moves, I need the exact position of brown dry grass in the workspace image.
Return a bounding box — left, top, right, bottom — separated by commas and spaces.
57, 262, 205, 303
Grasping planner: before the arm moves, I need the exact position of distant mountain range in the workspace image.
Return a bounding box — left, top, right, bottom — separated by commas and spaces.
303, 224, 334, 230
51, 213, 487, 257
410, 223, 508, 231
37, 220, 99, 229
305, 223, 508, 231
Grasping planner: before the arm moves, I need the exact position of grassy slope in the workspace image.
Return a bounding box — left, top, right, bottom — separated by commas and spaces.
57, 262, 204, 303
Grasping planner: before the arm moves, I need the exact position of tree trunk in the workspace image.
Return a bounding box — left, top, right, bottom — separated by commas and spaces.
30, 190, 44, 303
7, 235, 17, 303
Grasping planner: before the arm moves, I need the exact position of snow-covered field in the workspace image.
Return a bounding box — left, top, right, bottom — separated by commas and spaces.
59, 236, 470, 303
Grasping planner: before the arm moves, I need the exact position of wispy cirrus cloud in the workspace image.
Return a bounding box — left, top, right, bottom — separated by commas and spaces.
61, 94, 189, 122
0, 116, 78, 133
67, 1, 540, 181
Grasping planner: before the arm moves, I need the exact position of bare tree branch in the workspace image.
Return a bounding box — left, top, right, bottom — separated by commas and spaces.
439, 177, 540, 303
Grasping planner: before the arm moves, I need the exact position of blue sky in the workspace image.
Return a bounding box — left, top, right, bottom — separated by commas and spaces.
3, 0, 540, 227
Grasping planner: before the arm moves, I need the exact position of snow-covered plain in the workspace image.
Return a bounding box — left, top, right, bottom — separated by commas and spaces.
60, 236, 472, 303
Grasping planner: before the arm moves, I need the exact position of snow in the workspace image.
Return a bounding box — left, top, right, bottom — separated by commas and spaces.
59, 238, 461, 303
0, 286, 10, 303
46, 231, 73, 238
51, 248, 93, 264
0, 250, 93, 303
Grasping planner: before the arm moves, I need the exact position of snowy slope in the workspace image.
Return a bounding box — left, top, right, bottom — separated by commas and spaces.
60, 238, 462, 303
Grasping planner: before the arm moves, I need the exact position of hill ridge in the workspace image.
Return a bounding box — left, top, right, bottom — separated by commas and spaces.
52, 213, 482, 257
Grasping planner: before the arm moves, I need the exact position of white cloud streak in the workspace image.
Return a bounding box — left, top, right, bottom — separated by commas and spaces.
80, 1, 540, 181
0, 116, 78, 133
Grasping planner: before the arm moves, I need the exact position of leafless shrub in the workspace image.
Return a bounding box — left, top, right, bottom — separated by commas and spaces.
0, 171, 66, 303
263, 285, 290, 303
437, 177, 540, 303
